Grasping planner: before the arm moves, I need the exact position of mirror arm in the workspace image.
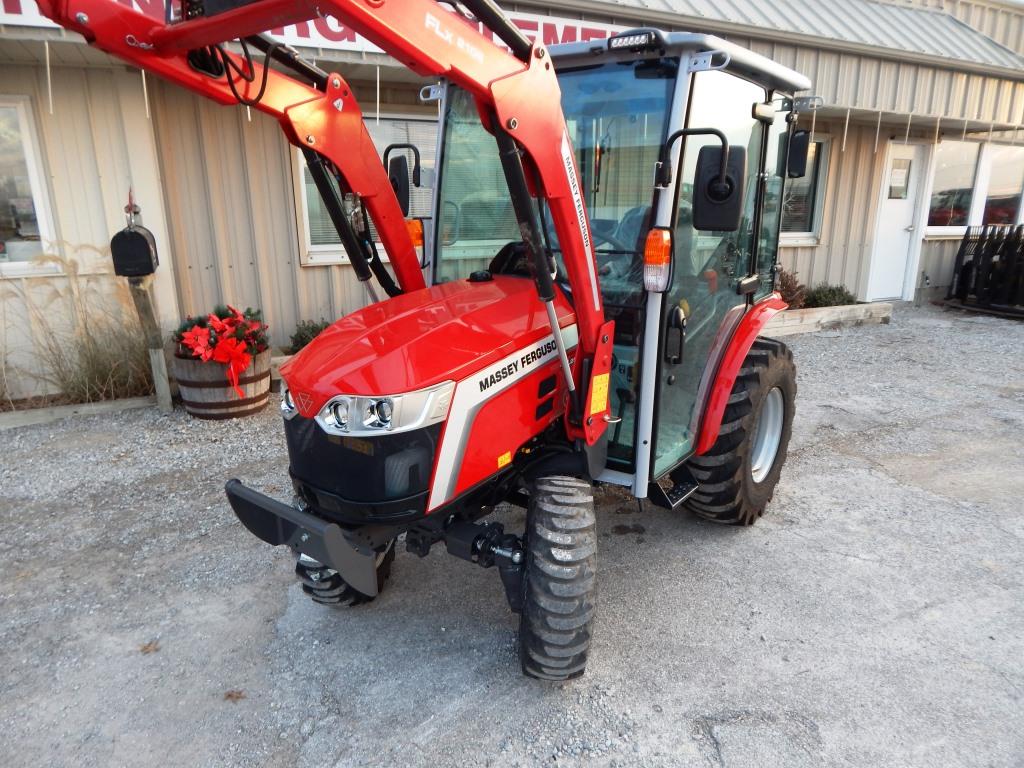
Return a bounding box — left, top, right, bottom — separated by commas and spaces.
383, 143, 422, 187
655, 127, 730, 188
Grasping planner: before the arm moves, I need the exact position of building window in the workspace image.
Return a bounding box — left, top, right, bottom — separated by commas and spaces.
983, 145, 1024, 225
781, 139, 827, 236
925, 141, 1024, 235
927, 140, 980, 227
0, 96, 55, 274
295, 116, 437, 265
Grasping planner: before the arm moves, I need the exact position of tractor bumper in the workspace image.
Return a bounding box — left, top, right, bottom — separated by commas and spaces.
224, 479, 380, 596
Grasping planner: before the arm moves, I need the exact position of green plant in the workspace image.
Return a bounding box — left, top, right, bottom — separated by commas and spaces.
21, 257, 154, 404
803, 283, 858, 308
775, 266, 806, 309
289, 319, 331, 354
0, 356, 10, 409
172, 305, 269, 357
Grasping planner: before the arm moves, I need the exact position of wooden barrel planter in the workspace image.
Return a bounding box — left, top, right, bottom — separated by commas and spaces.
172, 349, 271, 420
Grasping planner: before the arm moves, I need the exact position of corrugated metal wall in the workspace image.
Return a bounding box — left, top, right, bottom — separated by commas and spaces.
0, 62, 174, 399
728, 34, 1024, 126
776, 120, 888, 297
150, 77, 430, 349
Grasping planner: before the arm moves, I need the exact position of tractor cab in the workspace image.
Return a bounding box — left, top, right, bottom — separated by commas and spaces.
429, 30, 811, 497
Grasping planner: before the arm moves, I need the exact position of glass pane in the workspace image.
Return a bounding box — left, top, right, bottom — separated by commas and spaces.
656, 71, 766, 475
983, 145, 1024, 225
553, 59, 677, 467
927, 141, 979, 227
781, 142, 821, 232
304, 118, 437, 247
0, 105, 43, 263
756, 101, 789, 299
888, 158, 912, 199
435, 87, 521, 282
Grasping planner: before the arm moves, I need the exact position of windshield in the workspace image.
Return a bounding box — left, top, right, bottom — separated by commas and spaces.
433, 58, 678, 299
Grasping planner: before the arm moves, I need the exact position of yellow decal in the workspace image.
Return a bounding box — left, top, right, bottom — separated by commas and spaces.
342, 437, 374, 456
589, 372, 610, 416
497, 451, 512, 469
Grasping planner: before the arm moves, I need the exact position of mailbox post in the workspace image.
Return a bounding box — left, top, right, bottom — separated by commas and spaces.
111, 198, 172, 414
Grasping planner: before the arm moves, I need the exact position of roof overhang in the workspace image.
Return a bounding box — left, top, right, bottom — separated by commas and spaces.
527, 0, 1024, 82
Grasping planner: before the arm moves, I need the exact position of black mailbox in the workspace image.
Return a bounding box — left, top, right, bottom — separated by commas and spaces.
111, 225, 158, 277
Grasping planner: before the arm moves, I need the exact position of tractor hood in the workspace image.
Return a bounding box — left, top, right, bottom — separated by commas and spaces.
280, 276, 576, 419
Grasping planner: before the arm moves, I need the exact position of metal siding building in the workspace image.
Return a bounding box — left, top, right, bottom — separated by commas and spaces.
1, 0, 1023, 400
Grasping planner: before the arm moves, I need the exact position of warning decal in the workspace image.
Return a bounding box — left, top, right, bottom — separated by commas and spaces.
589, 373, 609, 416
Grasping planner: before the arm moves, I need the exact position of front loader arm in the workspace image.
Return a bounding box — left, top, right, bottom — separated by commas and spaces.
40, 0, 610, 443
36, 0, 426, 295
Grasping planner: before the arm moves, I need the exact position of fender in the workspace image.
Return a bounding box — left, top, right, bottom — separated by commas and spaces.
694, 293, 787, 455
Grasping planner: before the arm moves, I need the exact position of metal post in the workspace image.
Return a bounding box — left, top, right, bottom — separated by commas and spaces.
841, 108, 850, 152
44, 40, 54, 115
141, 70, 151, 120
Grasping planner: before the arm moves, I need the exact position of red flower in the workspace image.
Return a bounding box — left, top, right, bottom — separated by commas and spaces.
181, 325, 214, 362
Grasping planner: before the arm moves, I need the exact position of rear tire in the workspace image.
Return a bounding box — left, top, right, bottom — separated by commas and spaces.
686, 337, 796, 526
519, 476, 597, 681
295, 541, 395, 607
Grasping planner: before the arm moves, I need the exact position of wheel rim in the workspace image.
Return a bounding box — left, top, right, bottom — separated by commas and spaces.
750, 387, 784, 483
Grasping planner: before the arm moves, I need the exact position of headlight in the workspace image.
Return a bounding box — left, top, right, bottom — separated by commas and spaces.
315, 381, 454, 437
323, 399, 349, 429
280, 386, 298, 419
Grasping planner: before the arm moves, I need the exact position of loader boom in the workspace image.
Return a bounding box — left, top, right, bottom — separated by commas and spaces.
38, 0, 609, 441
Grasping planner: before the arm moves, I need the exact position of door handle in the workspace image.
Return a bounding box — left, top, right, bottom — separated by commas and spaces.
904, 224, 916, 232
665, 306, 686, 365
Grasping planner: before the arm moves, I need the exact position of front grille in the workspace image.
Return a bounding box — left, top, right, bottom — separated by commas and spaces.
283, 416, 440, 504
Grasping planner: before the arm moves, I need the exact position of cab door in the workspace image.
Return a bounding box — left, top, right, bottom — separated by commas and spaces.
651, 71, 768, 478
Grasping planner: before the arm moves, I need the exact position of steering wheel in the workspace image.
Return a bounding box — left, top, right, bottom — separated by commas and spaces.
591, 229, 632, 253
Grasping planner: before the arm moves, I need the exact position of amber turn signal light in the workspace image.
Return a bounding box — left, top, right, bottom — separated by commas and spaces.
406, 218, 424, 248
643, 228, 673, 292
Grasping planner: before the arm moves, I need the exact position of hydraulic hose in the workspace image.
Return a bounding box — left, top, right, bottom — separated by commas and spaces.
300, 147, 373, 284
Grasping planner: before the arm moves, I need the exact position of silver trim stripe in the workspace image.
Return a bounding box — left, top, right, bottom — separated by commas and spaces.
427, 324, 580, 510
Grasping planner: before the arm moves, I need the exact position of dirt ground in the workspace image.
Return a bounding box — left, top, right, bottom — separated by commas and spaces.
1, 303, 1022, 768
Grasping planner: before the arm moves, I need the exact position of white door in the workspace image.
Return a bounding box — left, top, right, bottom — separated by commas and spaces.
868, 143, 925, 300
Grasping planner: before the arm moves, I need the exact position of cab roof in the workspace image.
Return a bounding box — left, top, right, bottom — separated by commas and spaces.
551, 30, 812, 95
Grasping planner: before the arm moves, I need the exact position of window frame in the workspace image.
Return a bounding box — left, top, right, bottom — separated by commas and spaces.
924, 140, 1024, 240
979, 143, 1024, 228
291, 112, 437, 267
779, 136, 830, 246
0, 95, 58, 278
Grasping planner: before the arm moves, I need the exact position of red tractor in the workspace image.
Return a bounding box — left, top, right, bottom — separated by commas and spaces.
42, 0, 811, 680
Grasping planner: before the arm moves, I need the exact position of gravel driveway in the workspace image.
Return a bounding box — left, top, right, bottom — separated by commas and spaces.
1, 304, 1022, 768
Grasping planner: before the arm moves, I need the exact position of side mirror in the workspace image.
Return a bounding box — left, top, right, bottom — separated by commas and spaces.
787, 129, 811, 179
383, 143, 422, 217
692, 145, 746, 232
387, 155, 412, 217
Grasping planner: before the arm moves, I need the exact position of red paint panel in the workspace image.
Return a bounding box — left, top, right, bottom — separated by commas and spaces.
452, 358, 566, 499
281, 276, 576, 418
694, 294, 787, 455
580, 319, 615, 445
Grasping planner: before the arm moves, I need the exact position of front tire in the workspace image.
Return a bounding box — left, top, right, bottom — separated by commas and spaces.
295, 541, 395, 607
686, 337, 796, 525
519, 476, 597, 681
